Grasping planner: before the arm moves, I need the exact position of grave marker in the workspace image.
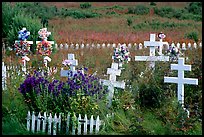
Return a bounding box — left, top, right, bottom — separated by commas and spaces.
164, 58, 198, 114
100, 63, 125, 108
61, 54, 79, 77
135, 34, 169, 69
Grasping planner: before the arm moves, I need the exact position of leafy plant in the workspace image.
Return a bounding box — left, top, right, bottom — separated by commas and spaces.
80, 2, 92, 9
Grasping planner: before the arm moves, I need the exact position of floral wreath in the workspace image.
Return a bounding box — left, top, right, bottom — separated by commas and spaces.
36, 40, 52, 56
14, 28, 31, 56
14, 41, 31, 56
112, 44, 131, 63
36, 28, 52, 56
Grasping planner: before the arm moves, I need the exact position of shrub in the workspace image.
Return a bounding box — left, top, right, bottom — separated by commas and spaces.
128, 5, 149, 15
61, 9, 101, 19
154, 6, 175, 18
150, 2, 157, 6
185, 2, 202, 15
184, 31, 199, 42
80, 2, 92, 9
127, 18, 133, 26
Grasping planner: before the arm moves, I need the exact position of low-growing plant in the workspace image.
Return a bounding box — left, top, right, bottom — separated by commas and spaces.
80, 2, 92, 9
184, 31, 199, 42
127, 5, 149, 15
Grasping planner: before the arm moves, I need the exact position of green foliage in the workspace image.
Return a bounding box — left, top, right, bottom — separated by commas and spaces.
153, 6, 202, 21
185, 2, 202, 15
60, 8, 101, 19
127, 18, 133, 26
184, 31, 199, 42
150, 2, 157, 6
127, 5, 149, 15
80, 2, 92, 9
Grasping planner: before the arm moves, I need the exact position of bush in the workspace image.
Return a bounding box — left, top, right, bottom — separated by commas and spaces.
184, 31, 199, 42
61, 9, 101, 19
150, 2, 157, 6
154, 6, 175, 18
80, 2, 92, 9
127, 18, 133, 26
128, 5, 149, 15
185, 2, 202, 15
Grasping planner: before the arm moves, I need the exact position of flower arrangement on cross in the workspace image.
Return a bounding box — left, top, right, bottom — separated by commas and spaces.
112, 44, 131, 68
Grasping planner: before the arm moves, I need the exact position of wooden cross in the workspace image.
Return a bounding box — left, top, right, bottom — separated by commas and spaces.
100, 63, 125, 108
60, 54, 78, 77
135, 34, 169, 69
164, 58, 198, 108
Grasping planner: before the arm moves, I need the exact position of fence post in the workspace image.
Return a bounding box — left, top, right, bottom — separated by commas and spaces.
84, 114, 88, 135
42, 112, 46, 133
66, 112, 70, 135
31, 111, 35, 133
72, 113, 76, 135
26, 111, 31, 131
37, 112, 41, 132
58, 113, 61, 133
53, 113, 57, 135
90, 115, 94, 134
48, 113, 52, 135
77, 114, 81, 135
95, 115, 100, 134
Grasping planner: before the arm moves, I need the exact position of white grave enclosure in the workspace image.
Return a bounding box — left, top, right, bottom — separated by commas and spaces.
135, 34, 169, 69
164, 58, 198, 108
61, 54, 79, 77
100, 63, 125, 108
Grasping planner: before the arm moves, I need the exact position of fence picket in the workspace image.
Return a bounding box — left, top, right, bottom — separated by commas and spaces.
42, 112, 46, 133
77, 114, 82, 135
27, 111, 31, 131
48, 113, 52, 135
31, 111, 35, 133
95, 116, 100, 134
37, 112, 41, 132
84, 114, 88, 135
66, 112, 70, 135
53, 113, 57, 135
90, 115, 94, 134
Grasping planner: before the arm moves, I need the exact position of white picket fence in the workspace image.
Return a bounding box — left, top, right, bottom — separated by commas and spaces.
1, 62, 58, 90
26, 111, 104, 135
54, 42, 202, 50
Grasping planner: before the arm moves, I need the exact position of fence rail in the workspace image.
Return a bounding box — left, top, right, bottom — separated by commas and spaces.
26, 111, 103, 135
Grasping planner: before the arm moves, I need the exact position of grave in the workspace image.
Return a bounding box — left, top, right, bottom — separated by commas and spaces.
36, 28, 54, 68
14, 27, 33, 75
100, 63, 125, 108
61, 54, 79, 77
164, 58, 198, 117
135, 34, 169, 69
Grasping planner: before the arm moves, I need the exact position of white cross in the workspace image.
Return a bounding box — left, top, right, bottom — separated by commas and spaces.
135, 34, 169, 69
164, 58, 198, 108
100, 63, 125, 108
21, 55, 30, 75
43, 56, 52, 68
60, 54, 78, 77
